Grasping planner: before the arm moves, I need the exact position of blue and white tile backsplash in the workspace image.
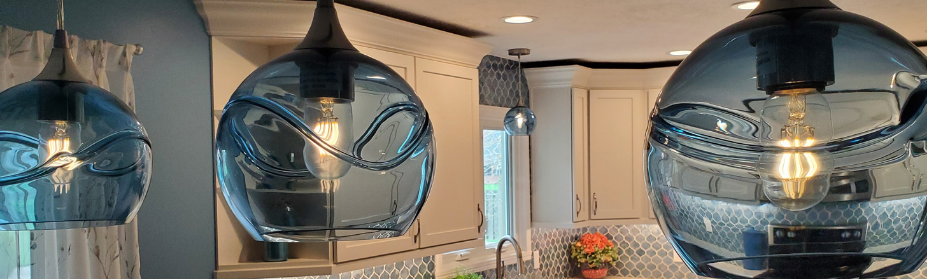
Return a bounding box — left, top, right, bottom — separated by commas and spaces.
664, 191, 925, 256
288, 224, 927, 279
478, 55, 530, 108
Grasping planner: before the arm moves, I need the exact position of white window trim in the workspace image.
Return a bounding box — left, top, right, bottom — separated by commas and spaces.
435, 105, 532, 278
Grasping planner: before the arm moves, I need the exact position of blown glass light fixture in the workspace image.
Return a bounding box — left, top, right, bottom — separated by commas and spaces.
215, 0, 435, 242
0, 0, 152, 230
646, 0, 927, 278
503, 48, 536, 136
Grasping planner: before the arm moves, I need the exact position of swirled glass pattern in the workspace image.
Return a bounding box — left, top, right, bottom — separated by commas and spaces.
646, 6, 927, 278
215, 49, 435, 242
0, 81, 152, 230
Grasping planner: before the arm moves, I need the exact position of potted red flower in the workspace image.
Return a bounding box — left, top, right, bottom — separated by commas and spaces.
571, 232, 619, 279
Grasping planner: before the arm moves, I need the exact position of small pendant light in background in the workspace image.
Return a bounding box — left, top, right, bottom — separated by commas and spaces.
215, 0, 436, 242
0, 0, 153, 230
504, 48, 536, 136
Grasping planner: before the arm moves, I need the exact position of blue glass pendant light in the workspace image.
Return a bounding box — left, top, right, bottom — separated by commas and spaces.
503, 48, 536, 136
0, 0, 152, 230
215, 0, 435, 242
646, 0, 927, 277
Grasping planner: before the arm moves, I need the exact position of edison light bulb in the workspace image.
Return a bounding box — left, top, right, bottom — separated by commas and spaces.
303, 98, 353, 180
38, 120, 82, 193
503, 106, 536, 136
758, 88, 834, 211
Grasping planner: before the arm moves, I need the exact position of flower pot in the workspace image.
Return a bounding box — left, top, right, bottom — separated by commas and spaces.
580, 263, 608, 279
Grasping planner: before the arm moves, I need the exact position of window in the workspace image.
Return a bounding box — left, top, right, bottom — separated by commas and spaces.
435, 105, 532, 277
482, 129, 511, 245
0, 231, 31, 278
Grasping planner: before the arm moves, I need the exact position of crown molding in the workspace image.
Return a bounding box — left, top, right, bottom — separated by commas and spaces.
195, 0, 492, 67
525, 65, 680, 90
524, 64, 679, 90
586, 67, 677, 89
524, 65, 593, 89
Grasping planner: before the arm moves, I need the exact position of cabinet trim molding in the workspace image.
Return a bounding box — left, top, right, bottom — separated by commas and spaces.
525, 66, 677, 90
525, 66, 593, 89
195, 0, 492, 67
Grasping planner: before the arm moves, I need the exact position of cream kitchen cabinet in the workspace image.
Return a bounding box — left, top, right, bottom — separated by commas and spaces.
414, 58, 483, 248
333, 46, 420, 263
588, 90, 648, 220
199, 0, 491, 277
337, 56, 482, 262
530, 86, 591, 228
526, 66, 674, 228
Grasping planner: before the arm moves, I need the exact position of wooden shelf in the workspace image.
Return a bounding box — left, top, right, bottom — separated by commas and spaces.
216, 258, 333, 279
214, 240, 478, 279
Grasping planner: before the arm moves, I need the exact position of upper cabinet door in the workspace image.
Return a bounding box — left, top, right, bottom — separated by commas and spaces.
356, 46, 416, 90
334, 47, 420, 263
415, 58, 482, 248
588, 90, 647, 220
572, 88, 589, 222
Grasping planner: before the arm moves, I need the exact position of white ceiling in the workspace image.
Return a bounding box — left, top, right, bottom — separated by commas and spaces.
355, 0, 927, 63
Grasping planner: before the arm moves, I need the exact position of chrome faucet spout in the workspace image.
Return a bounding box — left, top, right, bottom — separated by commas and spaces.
495, 235, 526, 279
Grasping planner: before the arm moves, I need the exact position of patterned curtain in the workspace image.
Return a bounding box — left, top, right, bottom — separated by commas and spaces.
0, 25, 141, 279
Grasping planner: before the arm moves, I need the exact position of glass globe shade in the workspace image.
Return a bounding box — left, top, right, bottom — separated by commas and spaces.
504, 106, 536, 136
0, 81, 152, 230
645, 1, 927, 278
215, 47, 435, 242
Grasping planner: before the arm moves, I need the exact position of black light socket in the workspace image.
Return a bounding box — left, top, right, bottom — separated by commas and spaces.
298, 58, 356, 102
37, 86, 84, 122
751, 22, 838, 93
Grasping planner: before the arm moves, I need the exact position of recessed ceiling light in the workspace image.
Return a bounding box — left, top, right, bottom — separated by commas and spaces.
669, 50, 692, 56
732, 1, 760, 10
502, 16, 536, 24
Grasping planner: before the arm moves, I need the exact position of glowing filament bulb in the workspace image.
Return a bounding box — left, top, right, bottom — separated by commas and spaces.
314, 101, 340, 159
773, 93, 820, 200
303, 98, 353, 180
759, 88, 833, 211
41, 121, 82, 193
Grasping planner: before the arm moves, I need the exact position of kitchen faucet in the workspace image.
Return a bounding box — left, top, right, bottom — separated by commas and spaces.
495, 235, 526, 279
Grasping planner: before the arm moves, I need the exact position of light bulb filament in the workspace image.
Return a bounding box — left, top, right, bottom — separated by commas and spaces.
314, 99, 340, 160
774, 89, 822, 200
515, 113, 526, 128
45, 121, 82, 193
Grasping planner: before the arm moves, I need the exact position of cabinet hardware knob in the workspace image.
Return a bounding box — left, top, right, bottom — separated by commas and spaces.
593, 193, 598, 215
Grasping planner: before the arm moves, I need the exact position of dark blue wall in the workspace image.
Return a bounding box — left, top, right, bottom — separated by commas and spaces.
0, 0, 215, 278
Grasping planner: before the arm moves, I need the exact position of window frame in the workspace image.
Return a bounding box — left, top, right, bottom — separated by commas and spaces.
434, 105, 532, 277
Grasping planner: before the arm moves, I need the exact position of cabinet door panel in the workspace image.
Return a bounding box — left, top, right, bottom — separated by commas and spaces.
572, 89, 589, 222
335, 48, 418, 262
415, 58, 481, 247
588, 90, 646, 220
356, 46, 416, 89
